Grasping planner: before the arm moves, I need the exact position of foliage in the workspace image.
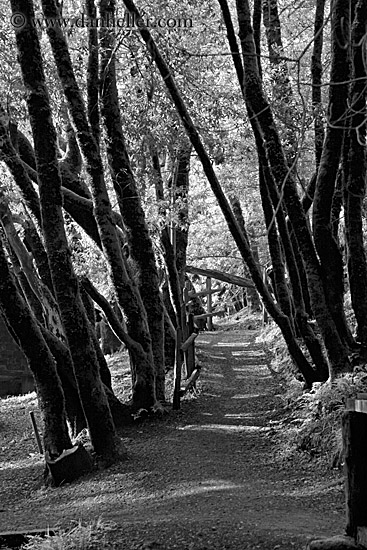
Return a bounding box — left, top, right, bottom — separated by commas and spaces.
22, 519, 115, 550
259, 321, 367, 467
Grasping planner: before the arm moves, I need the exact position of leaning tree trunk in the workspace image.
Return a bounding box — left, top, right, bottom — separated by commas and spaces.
344, 0, 367, 349
0, 238, 72, 459
151, 145, 182, 325
99, 0, 165, 402
85, 0, 100, 145
0, 111, 103, 249
218, 0, 328, 380
234, 0, 350, 377
311, 0, 326, 168
122, 0, 319, 387
229, 195, 261, 313
171, 143, 192, 289
258, 166, 294, 323
152, 145, 186, 368
263, 164, 329, 379
11, 0, 120, 461
40, 0, 158, 412
262, 0, 298, 166
312, 0, 354, 348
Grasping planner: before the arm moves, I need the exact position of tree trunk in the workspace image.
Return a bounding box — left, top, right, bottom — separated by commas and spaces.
229, 195, 261, 312
23, 215, 54, 294
331, 170, 343, 241
259, 166, 294, 322
262, 0, 298, 166
344, 0, 367, 348
0, 107, 42, 226
123, 0, 318, 386
0, 193, 65, 340
311, 0, 326, 167
12, 0, 120, 461
85, 0, 100, 144
39, 324, 87, 436
235, 0, 351, 377
1, 115, 103, 249
171, 143, 192, 288
0, 238, 73, 459
252, 0, 262, 77
151, 145, 182, 325
99, 0, 165, 402
41, 0, 158, 412
312, 0, 354, 348
264, 164, 329, 379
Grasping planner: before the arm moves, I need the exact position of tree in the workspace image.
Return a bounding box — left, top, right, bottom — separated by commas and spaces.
9, 0, 120, 462
122, 0, 322, 387
0, 237, 73, 459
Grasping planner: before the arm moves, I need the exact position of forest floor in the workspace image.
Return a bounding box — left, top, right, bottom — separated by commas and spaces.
0, 316, 346, 549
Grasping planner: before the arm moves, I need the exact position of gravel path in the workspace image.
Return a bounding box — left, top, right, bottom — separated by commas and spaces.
0, 328, 345, 549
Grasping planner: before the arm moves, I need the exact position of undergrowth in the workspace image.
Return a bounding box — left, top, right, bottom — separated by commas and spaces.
22, 519, 115, 550
257, 322, 367, 468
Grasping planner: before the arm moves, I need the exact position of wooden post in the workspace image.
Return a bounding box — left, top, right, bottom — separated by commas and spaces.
173, 328, 182, 410
262, 268, 268, 326
206, 276, 213, 331
182, 281, 191, 378
187, 313, 195, 377
180, 368, 201, 396
181, 284, 189, 329
29, 411, 43, 454
343, 405, 367, 544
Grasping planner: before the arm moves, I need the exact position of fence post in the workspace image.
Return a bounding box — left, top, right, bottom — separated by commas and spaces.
262, 267, 268, 326
343, 398, 367, 546
182, 283, 191, 376
206, 276, 213, 331
187, 313, 195, 377
173, 327, 183, 410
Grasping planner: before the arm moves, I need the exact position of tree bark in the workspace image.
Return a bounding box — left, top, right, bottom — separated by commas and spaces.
0, 115, 103, 249
264, 166, 329, 379
99, 0, 165, 402
85, 0, 100, 145
0, 192, 65, 341
41, 0, 158, 412
38, 324, 87, 436
312, 0, 354, 348
23, 216, 54, 294
11, 0, 120, 461
151, 145, 182, 325
262, 0, 298, 165
259, 167, 294, 322
344, 0, 367, 348
0, 238, 72, 459
122, 0, 318, 385
218, 0, 327, 377
0, 107, 42, 226
252, 0, 262, 77
311, 0, 326, 167
229, 195, 261, 312
171, 143, 192, 288
235, 0, 351, 377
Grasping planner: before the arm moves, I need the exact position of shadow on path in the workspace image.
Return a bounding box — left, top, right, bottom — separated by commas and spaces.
0, 329, 345, 550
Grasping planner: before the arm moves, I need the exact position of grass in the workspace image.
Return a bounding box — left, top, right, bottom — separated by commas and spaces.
257, 321, 367, 468
22, 519, 116, 550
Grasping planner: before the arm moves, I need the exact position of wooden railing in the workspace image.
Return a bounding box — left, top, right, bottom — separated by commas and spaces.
173, 278, 224, 409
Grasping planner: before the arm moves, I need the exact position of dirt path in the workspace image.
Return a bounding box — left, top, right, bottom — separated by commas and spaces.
0, 328, 345, 549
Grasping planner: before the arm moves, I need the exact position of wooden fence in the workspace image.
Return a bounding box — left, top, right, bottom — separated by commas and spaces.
172, 278, 225, 409
344, 394, 367, 547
